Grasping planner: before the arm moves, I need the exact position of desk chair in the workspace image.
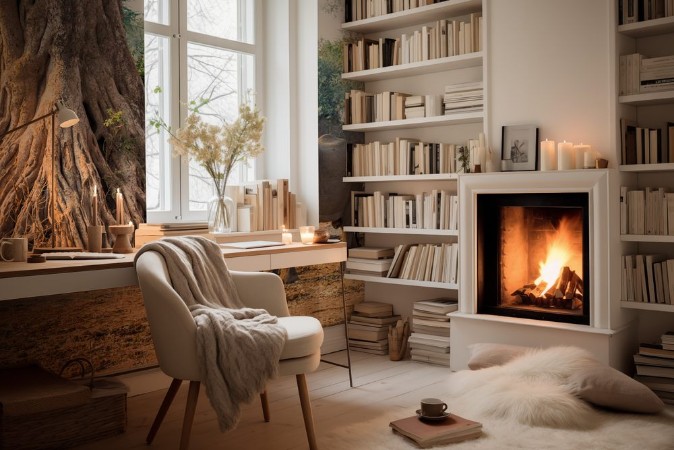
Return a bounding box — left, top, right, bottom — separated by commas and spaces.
136, 251, 324, 450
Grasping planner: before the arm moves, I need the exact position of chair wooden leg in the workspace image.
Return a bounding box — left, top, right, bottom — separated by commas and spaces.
179, 381, 201, 450
260, 389, 270, 422
147, 378, 182, 444
296, 374, 318, 450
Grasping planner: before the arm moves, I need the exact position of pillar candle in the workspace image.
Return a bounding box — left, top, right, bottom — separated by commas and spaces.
115, 188, 124, 224
557, 140, 574, 170
91, 186, 98, 226
584, 150, 596, 169
282, 228, 292, 245
574, 143, 590, 169
540, 139, 557, 171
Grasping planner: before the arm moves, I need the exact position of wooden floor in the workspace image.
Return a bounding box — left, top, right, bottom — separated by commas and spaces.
76, 351, 451, 450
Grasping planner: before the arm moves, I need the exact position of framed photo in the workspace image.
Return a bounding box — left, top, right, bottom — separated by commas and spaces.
501, 125, 538, 171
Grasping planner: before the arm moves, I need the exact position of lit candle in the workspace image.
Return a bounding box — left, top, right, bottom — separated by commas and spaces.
574, 143, 590, 169
557, 140, 574, 170
91, 185, 98, 226
282, 227, 292, 245
115, 188, 124, 224
299, 225, 315, 245
540, 139, 557, 171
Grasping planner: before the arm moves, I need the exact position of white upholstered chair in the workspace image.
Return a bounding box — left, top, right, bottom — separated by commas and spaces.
135, 250, 324, 450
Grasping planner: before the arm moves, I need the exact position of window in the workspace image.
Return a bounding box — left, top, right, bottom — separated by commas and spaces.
144, 0, 257, 222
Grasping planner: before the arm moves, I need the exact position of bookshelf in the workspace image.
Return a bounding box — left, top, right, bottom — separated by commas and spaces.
342, 0, 486, 308
616, 3, 674, 311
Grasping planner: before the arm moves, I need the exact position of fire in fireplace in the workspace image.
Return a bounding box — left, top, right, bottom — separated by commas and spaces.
476, 193, 590, 325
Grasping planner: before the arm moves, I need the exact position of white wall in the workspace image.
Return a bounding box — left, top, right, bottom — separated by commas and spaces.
486, 0, 613, 164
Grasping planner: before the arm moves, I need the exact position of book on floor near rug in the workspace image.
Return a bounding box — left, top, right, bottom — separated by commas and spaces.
639, 343, 674, 359
635, 364, 674, 379
413, 298, 459, 315
634, 354, 674, 368
348, 338, 388, 355
634, 375, 674, 393
346, 323, 389, 341
353, 301, 394, 318
389, 413, 482, 448
412, 324, 451, 337
350, 313, 402, 326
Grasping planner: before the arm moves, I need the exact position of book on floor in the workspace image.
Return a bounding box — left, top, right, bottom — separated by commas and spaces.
634, 375, 674, 393
639, 343, 674, 359
389, 413, 482, 448
635, 364, 674, 379
350, 313, 402, 326
413, 298, 459, 314
353, 301, 394, 318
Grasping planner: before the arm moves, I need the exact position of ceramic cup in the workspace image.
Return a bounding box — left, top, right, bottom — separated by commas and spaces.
0, 237, 28, 262
420, 398, 448, 417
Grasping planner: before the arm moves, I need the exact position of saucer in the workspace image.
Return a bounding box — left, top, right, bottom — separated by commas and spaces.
415, 409, 450, 422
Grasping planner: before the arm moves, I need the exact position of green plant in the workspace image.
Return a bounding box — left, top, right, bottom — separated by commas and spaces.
458, 145, 471, 173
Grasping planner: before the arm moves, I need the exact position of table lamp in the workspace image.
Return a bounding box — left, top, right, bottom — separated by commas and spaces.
0, 100, 80, 249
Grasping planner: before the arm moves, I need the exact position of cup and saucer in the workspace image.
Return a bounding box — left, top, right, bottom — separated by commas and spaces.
417, 397, 450, 423
416, 409, 450, 422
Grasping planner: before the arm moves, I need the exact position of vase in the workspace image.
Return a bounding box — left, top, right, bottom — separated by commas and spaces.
208, 195, 234, 234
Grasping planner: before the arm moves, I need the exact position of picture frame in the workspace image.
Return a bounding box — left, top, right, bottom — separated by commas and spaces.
501, 125, 538, 171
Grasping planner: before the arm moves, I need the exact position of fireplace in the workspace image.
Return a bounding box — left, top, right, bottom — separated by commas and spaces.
476, 193, 590, 325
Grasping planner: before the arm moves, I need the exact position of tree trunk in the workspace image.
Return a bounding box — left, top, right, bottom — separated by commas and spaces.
0, 0, 145, 249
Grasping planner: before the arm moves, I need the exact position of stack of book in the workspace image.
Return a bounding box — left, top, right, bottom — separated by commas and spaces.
346, 247, 395, 277
408, 298, 458, 366
633, 333, 674, 405
404, 95, 426, 119
348, 301, 400, 355
443, 81, 483, 114
389, 413, 482, 447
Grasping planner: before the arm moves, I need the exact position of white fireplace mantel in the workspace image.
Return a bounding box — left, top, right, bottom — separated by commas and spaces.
450, 169, 637, 371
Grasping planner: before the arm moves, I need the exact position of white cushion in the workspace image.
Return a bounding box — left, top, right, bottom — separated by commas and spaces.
277, 316, 324, 360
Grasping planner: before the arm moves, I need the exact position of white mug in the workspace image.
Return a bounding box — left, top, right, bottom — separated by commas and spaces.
1, 237, 28, 262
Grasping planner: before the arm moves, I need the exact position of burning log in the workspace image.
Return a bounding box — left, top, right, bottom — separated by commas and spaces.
511, 266, 583, 311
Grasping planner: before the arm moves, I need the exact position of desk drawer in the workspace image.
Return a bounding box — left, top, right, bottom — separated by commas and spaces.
225, 255, 270, 271
270, 247, 346, 269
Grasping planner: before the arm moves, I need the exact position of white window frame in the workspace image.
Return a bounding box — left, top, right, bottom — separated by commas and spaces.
145, 0, 262, 223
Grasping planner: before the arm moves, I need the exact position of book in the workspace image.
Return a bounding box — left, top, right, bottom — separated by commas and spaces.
347, 326, 389, 342
346, 258, 393, 272
43, 252, 126, 260
634, 354, 674, 368
389, 413, 482, 448
350, 313, 402, 326
353, 301, 394, 318
348, 246, 395, 259
639, 343, 674, 359
413, 298, 458, 314
634, 375, 674, 393
635, 365, 674, 379
412, 324, 451, 336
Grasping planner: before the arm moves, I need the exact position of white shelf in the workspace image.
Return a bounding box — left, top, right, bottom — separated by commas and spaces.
342, 53, 482, 82
621, 234, 674, 243
342, 0, 482, 34
621, 301, 674, 312
344, 226, 458, 236
618, 90, 674, 105
619, 163, 674, 173
344, 273, 458, 289
343, 111, 483, 132
343, 174, 459, 182
618, 16, 674, 38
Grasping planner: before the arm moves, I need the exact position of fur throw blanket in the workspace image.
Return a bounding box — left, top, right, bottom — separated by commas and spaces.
135, 236, 287, 431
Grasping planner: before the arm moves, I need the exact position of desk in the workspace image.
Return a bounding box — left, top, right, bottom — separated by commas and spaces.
0, 242, 353, 384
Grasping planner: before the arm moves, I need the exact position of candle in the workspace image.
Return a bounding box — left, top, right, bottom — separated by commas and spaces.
557, 140, 574, 170
115, 188, 124, 224
282, 227, 292, 245
584, 150, 596, 169
540, 139, 557, 171
574, 143, 590, 169
91, 185, 98, 225
299, 225, 315, 245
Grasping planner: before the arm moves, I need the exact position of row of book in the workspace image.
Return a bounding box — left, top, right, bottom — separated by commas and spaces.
225, 179, 300, 231
345, 0, 447, 22
619, 119, 674, 165
621, 254, 674, 304
619, 186, 674, 236
342, 16, 482, 73
444, 81, 483, 114
387, 242, 459, 284
409, 298, 458, 366
619, 0, 674, 25
347, 140, 455, 177
347, 301, 401, 355
351, 190, 458, 231
619, 53, 674, 95
633, 333, 674, 405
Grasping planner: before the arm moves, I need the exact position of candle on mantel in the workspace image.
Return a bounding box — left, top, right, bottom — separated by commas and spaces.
584, 149, 597, 169
91, 185, 98, 225
115, 188, 124, 224
282, 227, 292, 245
540, 139, 557, 171
574, 143, 590, 169
557, 140, 574, 170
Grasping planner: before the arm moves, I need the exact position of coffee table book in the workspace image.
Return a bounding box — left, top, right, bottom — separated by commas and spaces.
389, 413, 482, 448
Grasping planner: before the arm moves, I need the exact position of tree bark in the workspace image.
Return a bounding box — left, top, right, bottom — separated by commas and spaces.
0, 0, 145, 248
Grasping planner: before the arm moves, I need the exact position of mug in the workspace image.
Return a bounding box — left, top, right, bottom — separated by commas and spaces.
1, 237, 28, 262
420, 398, 448, 417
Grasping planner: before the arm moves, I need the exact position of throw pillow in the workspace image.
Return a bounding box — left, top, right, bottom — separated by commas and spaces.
567, 364, 665, 413
467, 343, 531, 369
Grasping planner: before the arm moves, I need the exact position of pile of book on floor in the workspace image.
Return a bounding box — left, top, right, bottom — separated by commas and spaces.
389, 412, 482, 447
346, 247, 395, 277
348, 301, 401, 355
409, 298, 458, 366
633, 331, 674, 405
444, 81, 483, 114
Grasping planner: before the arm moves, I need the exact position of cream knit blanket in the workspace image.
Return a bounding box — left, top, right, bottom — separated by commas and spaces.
135, 236, 287, 431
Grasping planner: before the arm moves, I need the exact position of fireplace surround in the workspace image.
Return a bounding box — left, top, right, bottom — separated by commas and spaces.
450, 170, 637, 371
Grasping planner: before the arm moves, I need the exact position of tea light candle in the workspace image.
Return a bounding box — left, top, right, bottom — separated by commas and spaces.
557, 141, 574, 170
299, 225, 315, 245
540, 139, 556, 171
91, 185, 98, 225
115, 188, 124, 224
282, 228, 292, 245
574, 143, 590, 169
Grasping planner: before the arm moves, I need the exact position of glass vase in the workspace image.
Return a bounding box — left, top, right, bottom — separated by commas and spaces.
208, 194, 234, 234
